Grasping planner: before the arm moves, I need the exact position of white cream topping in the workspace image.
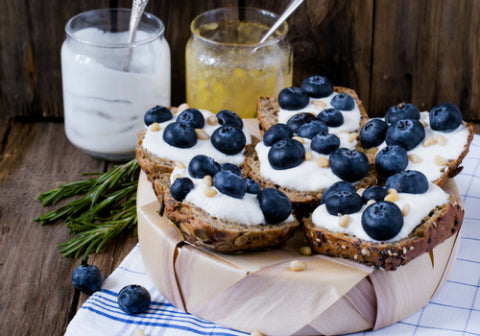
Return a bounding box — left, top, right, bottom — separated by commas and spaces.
377, 112, 470, 183
311, 183, 449, 242
277, 92, 362, 134
141, 109, 251, 166
255, 133, 357, 191
170, 167, 294, 226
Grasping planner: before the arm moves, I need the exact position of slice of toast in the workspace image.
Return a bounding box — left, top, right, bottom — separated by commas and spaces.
303, 194, 464, 270
256, 86, 369, 135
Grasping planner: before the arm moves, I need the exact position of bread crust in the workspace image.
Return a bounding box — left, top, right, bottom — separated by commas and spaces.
256, 86, 369, 135
303, 195, 464, 270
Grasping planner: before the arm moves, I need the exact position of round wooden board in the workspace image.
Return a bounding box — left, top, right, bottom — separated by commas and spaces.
137, 172, 463, 336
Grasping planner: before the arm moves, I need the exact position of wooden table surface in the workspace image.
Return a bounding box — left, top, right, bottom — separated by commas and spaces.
0, 118, 478, 335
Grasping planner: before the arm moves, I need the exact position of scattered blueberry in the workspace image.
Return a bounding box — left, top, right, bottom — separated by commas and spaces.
268, 139, 305, 170
330, 93, 355, 111
263, 124, 293, 146
297, 120, 328, 139
375, 145, 408, 177
361, 201, 403, 241
163, 122, 197, 148
278, 87, 310, 110
329, 148, 369, 182
286, 113, 318, 133
211, 126, 246, 155
429, 102, 463, 132
325, 190, 364, 216
362, 186, 388, 202
301, 75, 334, 98
359, 119, 388, 148
213, 170, 246, 199
310, 133, 340, 155
188, 155, 220, 178
385, 103, 420, 124
170, 177, 194, 201
245, 178, 262, 194
220, 163, 242, 176
144, 105, 173, 126
320, 181, 357, 205
176, 108, 205, 128
257, 188, 292, 224
317, 108, 344, 127
217, 109, 243, 129
385, 119, 425, 150
71, 264, 104, 294
385, 170, 429, 194
118, 285, 151, 315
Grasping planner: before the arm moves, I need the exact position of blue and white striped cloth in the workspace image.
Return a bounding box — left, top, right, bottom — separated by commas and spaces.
65, 135, 480, 336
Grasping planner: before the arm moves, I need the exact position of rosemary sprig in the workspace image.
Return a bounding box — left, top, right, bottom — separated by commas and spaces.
35, 159, 140, 260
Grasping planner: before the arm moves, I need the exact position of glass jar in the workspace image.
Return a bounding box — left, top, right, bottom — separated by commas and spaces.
61, 8, 171, 161
185, 7, 293, 119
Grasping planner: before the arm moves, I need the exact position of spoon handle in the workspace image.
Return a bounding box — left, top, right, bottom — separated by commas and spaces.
258, 0, 304, 44
123, 0, 150, 71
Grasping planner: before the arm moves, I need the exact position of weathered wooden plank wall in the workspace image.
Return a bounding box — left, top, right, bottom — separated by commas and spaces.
0, 0, 478, 121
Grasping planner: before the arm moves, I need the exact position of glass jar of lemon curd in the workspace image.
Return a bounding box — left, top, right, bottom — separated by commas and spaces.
185, 7, 293, 119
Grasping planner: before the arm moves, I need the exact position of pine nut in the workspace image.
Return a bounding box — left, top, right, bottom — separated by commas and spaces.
402, 203, 410, 216
361, 248, 370, 256
177, 103, 189, 113
305, 151, 313, 161
175, 161, 186, 169
423, 136, 436, 147
289, 260, 307, 272
203, 175, 213, 187
292, 136, 305, 144
356, 188, 366, 197
315, 157, 329, 168
312, 100, 327, 109
435, 134, 446, 146
434, 155, 448, 166
420, 120, 428, 128
338, 214, 350, 228
348, 132, 359, 143
173, 173, 182, 181
367, 199, 376, 206
204, 187, 217, 197
207, 115, 218, 126
150, 122, 161, 132
195, 128, 210, 140
385, 188, 399, 202
250, 331, 264, 336
299, 246, 312, 256
134, 329, 146, 336
408, 153, 422, 163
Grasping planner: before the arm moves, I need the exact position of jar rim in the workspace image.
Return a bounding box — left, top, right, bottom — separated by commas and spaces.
65, 8, 165, 48
190, 7, 289, 48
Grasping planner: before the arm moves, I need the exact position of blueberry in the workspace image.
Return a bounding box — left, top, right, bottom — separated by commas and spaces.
213, 170, 246, 199
257, 188, 292, 224
429, 102, 463, 132
217, 109, 243, 129
385, 119, 425, 150
301, 75, 334, 98
71, 264, 103, 294
375, 145, 408, 177
118, 285, 151, 315
263, 124, 293, 146
359, 119, 388, 148
268, 139, 305, 170
144, 105, 173, 126
211, 126, 246, 155
188, 155, 220, 178
329, 148, 369, 182
220, 163, 242, 176
320, 181, 357, 205
385, 102, 420, 124
245, 178, 262, 194
325, 190, 364, 216
163, 122, 197, 148
278, 87, 310, 110
170, 177, 194, 201
362, 186, 388, 202
176, 108, 205, 128
310, 133, 340, 154
286, 113, 318, 133
361, 201, 403, 241
385, 170, 429, 194
330, 93, 355, 111
317, 108, 344, 127
297, 120, 328, 139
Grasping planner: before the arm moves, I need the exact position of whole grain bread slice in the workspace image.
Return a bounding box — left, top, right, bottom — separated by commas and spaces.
303, 195, 464, 270
256, 86, 369, 135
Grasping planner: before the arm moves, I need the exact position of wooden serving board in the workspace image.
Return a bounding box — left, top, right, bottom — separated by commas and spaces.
136, 171, 462, 336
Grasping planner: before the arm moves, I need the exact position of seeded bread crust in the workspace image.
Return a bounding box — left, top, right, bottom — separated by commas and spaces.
256, 86, 369, 135
303, 195, 464, 271
163, 190, 300, 253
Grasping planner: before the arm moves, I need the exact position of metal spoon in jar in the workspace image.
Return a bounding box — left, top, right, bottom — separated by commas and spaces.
123, 0, 150, 71
258, 0, 304, 44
